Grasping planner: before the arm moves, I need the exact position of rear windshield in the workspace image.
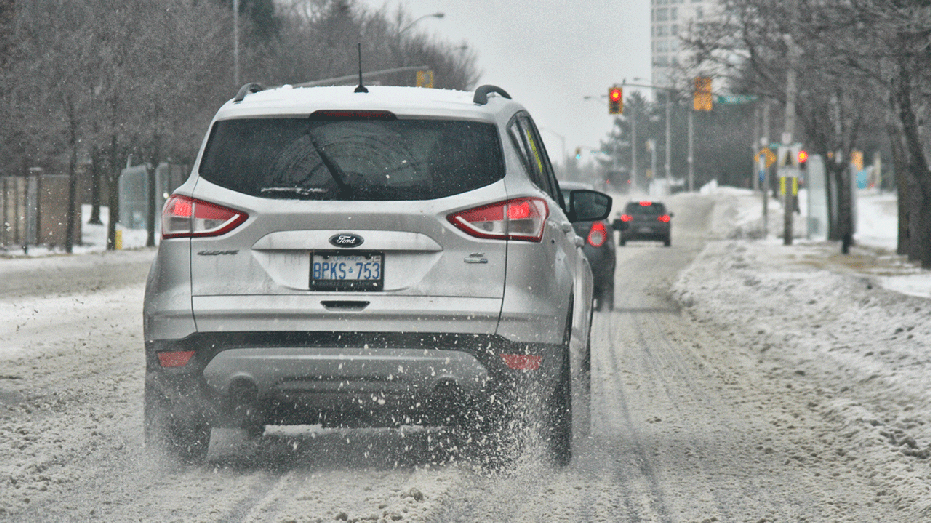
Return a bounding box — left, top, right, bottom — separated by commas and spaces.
198, 117, 505, 201
625, 201, 666, 214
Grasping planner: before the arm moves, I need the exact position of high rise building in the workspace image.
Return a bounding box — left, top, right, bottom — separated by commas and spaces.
650, 0, 719, 88
0, 0, 15, 69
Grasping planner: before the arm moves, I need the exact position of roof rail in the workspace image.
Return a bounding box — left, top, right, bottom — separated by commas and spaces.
233, 83, 265, 103
473, 85, 511, 105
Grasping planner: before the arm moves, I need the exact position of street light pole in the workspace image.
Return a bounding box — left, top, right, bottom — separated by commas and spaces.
233, 0, 239, 86
399, 12, 445, 35
631, 104, 638, 192
540, 127, 567, 171
665, 92, 672, 189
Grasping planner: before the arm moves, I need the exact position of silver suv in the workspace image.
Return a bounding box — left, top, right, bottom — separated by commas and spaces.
143, 83, 612, 465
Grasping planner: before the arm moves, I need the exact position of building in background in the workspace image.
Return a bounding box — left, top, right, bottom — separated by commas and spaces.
650, 0, 721, 88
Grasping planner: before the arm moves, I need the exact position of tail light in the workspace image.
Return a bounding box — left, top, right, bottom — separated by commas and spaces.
447, 197, 549, 242
501, 354, 542, 370
587, 221, 607, 247
620, 214, 632, 222
157, 350, 195, 368
658, 215, 671, 223
161, 195, 248, 239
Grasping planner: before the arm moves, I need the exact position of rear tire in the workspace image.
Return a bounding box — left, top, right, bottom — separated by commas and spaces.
546, 351, 572, 467
144, 382, 210, 463
664, 235, 671, 247
602, 281, 614, 311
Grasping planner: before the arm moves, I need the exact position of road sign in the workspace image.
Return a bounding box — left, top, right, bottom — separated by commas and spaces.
755, 148, 776, 168
693, 77, 713, 111
716, 94, 758, 105
416, 70, 434, 88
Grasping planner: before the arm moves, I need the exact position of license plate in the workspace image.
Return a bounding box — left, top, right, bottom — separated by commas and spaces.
638, 227, 653, 234
310, 252, 384, 291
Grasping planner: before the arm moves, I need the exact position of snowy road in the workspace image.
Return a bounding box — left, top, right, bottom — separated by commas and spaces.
1, 193, 925, 521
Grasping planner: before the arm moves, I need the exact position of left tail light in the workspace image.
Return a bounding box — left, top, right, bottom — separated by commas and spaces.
587, 221, 607, 247
447, 197, 549, 242
161, 194, 249, 239
157, 350, 195, 367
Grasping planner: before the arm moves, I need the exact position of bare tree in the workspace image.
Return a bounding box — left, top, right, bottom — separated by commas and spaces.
683, 0, 931, 265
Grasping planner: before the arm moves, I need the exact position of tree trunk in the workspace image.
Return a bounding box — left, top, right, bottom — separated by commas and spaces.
89, 147, 104, 226
892, 65, 931, 268
888, 127, 910, 255
65, 96, 78, 254
107, 134, 120, 251
918, 193, 931, 269
837, 161, 853, 254
145, 133, 161, 248
65, 140, 78, 253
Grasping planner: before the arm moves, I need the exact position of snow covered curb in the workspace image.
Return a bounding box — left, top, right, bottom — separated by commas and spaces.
671, 239, 931, 515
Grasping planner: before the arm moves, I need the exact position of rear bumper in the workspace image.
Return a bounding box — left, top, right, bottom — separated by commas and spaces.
145, 332, 564, 427
621, 224, 670, 241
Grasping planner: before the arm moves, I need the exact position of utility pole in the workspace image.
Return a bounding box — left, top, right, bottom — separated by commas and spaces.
665, 92, 672, 193
688, 107, 694, 192
753, 105, 760, 192
631, 103, 638, 192
762, 99, 770, 239
233, 0, 240, 86
782, 32, 800, 246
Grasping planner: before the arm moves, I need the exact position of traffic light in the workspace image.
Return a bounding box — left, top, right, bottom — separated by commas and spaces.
608, 86, 623, 114
575, 147, 582, 160
693, 76, 713, 111
797, 149, 808, 169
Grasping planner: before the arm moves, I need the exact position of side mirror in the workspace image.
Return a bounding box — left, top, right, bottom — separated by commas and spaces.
568, 190, 612, 222
668, 212, 675, 218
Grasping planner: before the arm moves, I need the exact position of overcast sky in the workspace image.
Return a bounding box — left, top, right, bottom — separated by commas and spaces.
358, 0, 652, 167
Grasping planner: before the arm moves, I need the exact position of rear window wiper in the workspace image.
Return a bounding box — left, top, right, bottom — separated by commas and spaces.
307, 133, 352, 198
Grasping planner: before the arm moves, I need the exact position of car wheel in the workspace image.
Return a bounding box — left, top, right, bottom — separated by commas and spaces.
546, 349, 572, 467
619, 238, 626, 246
602, 281, 615, 311
664, 236, 671, 247
458, 394, 516, 469
577, 311, 592, 437
144, 382, 210, 463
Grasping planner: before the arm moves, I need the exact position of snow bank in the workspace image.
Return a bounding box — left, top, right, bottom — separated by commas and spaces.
672, 188, 931, 515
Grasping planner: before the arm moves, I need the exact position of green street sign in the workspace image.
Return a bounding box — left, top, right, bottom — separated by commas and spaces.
716, 94, 758, 104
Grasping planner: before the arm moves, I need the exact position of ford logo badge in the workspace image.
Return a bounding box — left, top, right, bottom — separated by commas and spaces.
329, 233, 364, 248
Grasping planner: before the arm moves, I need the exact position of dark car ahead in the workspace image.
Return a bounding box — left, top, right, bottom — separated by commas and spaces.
614, 200, 673, 247
559, 181, 616, 311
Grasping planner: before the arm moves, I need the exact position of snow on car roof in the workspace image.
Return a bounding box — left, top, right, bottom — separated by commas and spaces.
214, 85, 515, 121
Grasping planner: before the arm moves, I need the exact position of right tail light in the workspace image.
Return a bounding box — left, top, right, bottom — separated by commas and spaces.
447, 197, 549, 242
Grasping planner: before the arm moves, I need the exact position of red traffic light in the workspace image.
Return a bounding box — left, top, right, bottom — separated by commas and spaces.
797, 150, 808, 163
608, 86, 623, 114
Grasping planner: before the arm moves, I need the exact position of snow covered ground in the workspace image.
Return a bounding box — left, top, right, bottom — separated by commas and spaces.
2, 187, 931, 519
0, 204, 153, 258
671, 187, 931, 515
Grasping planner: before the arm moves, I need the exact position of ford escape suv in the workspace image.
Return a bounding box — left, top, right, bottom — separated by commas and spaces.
143, 83, 612, 465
